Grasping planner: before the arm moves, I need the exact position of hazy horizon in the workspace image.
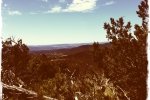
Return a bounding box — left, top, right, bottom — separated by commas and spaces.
27, 41, 109, 46
28, 42, 92, 46
2, 0, 141, 45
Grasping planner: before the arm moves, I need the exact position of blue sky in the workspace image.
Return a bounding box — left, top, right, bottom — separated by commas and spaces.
2, 0, 141, 45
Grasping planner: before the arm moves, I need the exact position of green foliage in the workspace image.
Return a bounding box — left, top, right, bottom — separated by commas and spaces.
136, 0, 148, 32
34, 70, 119, 100
104, 17, 133, 44
96, 0, 148, 99
2, 38, 30, 83
2, 38, 30, 99
28, 54, 57, 80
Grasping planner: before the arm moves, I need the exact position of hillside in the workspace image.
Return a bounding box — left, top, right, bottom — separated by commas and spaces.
28, 43, 91, 51
29, 42, 109, 54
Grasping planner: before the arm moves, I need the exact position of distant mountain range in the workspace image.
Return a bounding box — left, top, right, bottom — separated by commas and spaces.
28, 42, 108, 51
28, 43, 91, 51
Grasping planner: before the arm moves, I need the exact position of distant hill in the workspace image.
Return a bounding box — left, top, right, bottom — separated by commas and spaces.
29, 42, 110, 54
29, 42, 110, 72
28, 43, 91, 51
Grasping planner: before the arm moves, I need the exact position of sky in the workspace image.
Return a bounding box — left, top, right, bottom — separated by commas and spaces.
2, 0, 142, 45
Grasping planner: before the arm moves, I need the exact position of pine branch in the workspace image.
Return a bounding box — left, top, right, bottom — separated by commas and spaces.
116, 85, 130, 100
